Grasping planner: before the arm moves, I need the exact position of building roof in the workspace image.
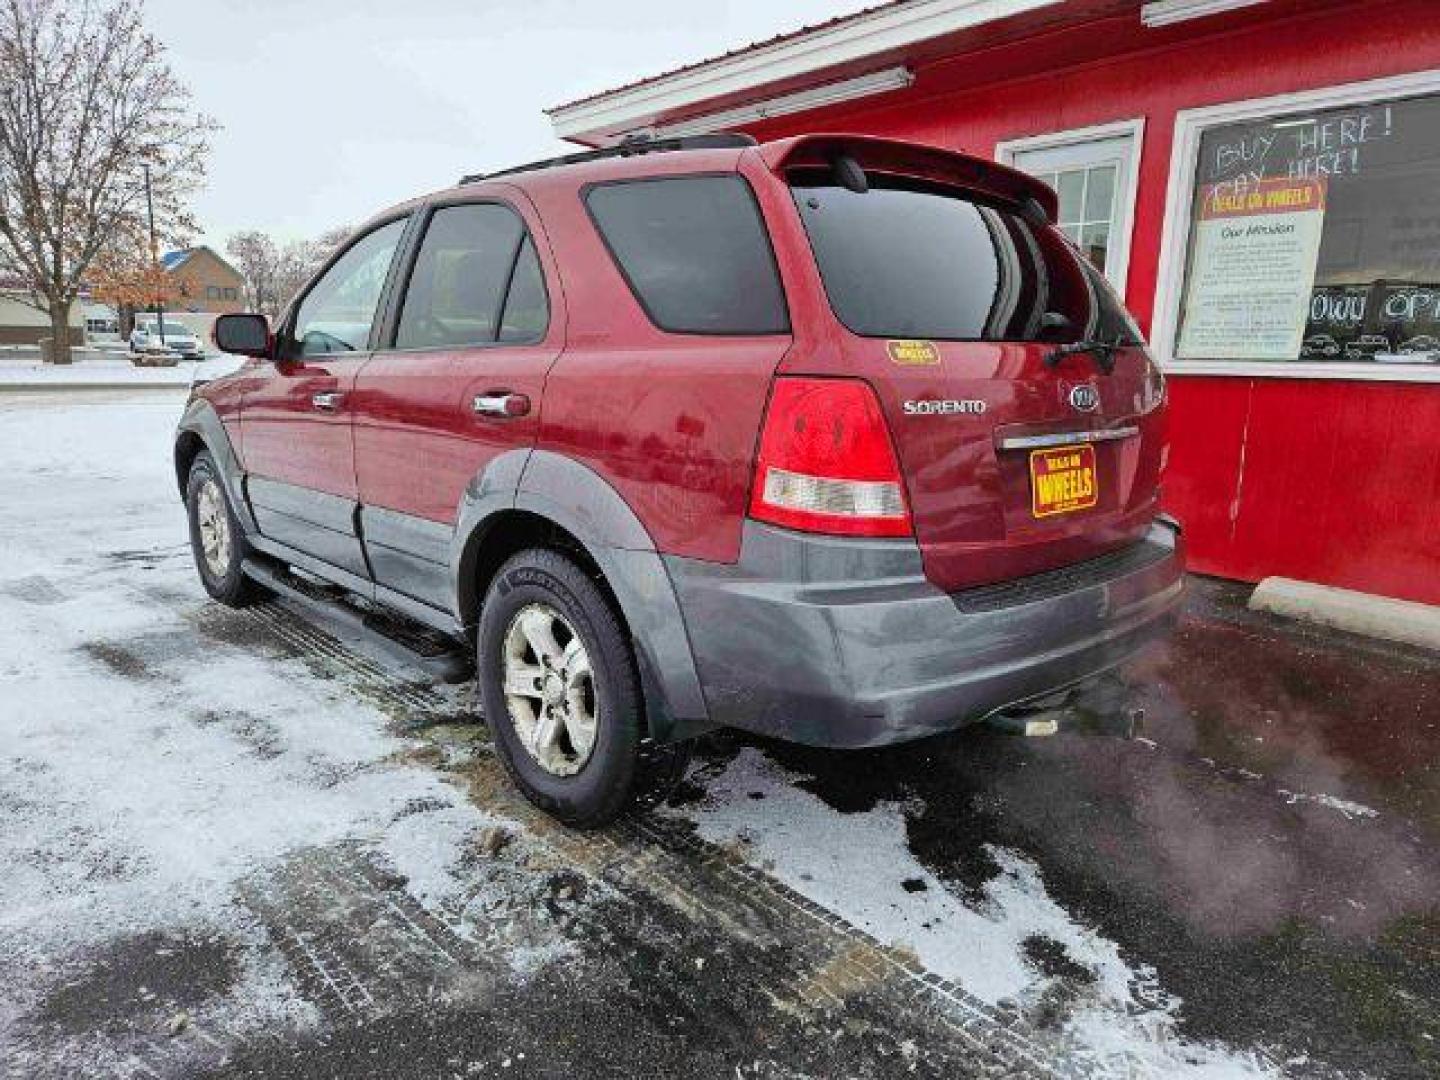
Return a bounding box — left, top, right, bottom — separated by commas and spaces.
550, 1, 909, 113
159, 245, 240, 278
546, 0, 1073, 145
547, 1, 1294, 146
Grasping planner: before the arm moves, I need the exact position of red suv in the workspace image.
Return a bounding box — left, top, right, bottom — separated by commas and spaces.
179, 133, 1183, 826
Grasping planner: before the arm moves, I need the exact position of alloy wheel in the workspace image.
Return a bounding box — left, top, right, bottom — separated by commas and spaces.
501, 603, 599, 777
196, 478, 232, 579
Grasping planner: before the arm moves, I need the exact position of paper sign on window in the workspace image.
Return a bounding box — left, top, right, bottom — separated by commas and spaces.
1177, 178, 1328, 361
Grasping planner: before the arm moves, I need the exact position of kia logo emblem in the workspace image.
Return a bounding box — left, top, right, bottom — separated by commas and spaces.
1068, 384, 1099, 413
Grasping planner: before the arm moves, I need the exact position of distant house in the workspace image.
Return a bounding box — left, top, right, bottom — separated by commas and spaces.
161, 246, 244, 314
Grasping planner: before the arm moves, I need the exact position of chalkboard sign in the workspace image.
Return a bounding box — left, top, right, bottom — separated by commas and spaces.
1299, 282, 1440, 361
1372, 283, 1440, 361
1302, 285, 1368, 359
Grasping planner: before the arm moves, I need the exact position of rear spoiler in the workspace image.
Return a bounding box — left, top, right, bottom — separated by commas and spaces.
756, 133, 1058, 222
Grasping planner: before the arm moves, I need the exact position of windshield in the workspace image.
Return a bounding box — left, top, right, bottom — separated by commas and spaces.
141, 321, 192, 336
791, 171, 1141, 345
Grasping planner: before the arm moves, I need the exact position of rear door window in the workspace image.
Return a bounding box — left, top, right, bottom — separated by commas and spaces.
395, 203, 548, 350
790, 173, 1139, 344
586, 175, 789, 335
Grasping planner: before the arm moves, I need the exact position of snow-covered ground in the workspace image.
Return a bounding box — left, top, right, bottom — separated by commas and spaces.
0, 394, 530, 1076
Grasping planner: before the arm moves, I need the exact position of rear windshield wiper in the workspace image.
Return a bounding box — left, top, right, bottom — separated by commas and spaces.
1045, 337, 1133, 375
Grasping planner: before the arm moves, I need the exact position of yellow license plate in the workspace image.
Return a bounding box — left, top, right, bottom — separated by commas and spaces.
1030, 444, 1098, 518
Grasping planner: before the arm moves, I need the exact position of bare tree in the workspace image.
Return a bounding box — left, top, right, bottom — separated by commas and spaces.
274, 226, 349, 316
226, 225, 349, 320
0, 0, 214, 362
225, 230, 279, 314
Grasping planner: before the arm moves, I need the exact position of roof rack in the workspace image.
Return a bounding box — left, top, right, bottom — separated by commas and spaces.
459, 132, 757, 184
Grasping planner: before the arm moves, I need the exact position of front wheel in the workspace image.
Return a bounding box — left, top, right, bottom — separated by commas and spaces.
477, 548, 678, 828
186, 451, 261, 607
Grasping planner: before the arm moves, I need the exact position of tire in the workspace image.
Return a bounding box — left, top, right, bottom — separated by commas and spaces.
477, 547, 674, 828
185, 450, 261, 607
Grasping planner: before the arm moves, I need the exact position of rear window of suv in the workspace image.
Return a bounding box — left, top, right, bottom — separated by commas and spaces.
586, 175, 789, 335
790, 172, 1140, 344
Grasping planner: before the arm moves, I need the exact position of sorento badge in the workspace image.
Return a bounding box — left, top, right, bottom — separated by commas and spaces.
903, 399, 987, 415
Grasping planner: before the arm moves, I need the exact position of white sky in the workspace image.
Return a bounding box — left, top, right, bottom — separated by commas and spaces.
146, 0, 876, 248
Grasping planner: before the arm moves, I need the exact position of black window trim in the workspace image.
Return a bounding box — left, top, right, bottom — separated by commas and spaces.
581, 172, 792, 338
377, 196, 551, 356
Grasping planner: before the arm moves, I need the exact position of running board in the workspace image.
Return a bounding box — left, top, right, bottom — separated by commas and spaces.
241, 556, 473, 684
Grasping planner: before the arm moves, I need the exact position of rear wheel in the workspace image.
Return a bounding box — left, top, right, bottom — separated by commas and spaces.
186, 451, 260, 607
477, 548, 684, 827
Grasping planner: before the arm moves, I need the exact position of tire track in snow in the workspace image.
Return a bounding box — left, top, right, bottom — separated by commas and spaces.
195, 596, 1121, 1079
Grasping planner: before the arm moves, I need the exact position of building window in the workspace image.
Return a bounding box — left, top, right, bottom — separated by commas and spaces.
997, 120, 1143, 291
1156, 72, 1440, 379
206, 286, 222, 300
222, 287, 238, 301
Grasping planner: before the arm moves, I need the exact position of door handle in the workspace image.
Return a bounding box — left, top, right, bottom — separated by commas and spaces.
311, 391, 344, 412
472, 391, 531, 419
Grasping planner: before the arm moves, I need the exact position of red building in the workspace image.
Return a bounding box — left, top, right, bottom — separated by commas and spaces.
550, 0, 1440, 609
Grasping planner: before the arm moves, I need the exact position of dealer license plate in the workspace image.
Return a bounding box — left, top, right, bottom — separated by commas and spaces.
1030, 444, 1098, 518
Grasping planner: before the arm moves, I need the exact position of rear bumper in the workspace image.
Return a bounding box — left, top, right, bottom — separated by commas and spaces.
664, 519, 1184, 748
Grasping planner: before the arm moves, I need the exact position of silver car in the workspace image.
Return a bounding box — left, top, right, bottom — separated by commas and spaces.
130, 319, 203, 359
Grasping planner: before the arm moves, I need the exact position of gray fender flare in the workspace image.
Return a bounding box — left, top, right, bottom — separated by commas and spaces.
175, 399, 257, 535
451, 448, 712, 743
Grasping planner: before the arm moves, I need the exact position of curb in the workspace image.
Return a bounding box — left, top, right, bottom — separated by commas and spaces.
1249, 577, 1440, 652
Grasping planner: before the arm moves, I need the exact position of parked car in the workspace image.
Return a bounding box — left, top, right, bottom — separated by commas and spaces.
1299, 333, 1341, 359
176, 133, 1183, 826
131, 319, 203, 360
1396, 334, 1440, 362
1344, 333, 1392, 361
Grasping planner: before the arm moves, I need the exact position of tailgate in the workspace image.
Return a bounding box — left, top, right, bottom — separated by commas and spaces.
780, 146, 1166, 592
858, 339, 1163, 591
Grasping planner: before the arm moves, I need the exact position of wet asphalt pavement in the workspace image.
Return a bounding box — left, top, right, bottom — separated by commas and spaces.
744, 577, 1440, 1078
3, 394, 1438, 1079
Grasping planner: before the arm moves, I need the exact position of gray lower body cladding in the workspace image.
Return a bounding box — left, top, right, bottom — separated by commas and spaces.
665, 519, 1185, 748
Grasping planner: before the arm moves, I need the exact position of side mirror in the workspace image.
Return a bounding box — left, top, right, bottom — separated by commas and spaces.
213, 312, 271, 359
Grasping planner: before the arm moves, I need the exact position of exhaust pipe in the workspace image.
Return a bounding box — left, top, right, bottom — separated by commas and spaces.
986, 675, 1144, 739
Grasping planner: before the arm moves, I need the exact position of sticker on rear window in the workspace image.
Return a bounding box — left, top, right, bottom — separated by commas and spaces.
886, 339, 940, 367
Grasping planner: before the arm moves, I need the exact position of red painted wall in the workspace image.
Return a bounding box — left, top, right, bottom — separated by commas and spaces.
740, 0, 1440, 605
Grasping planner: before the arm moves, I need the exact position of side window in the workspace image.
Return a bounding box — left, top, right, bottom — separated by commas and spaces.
585, 175, 789, 335
291, 218, 406, 356
499, 237, 549, 343
395, 203, 547, 350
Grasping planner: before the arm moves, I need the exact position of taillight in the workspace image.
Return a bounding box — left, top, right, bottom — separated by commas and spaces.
749, 377, 911, 538
1142, 346, 1166, 411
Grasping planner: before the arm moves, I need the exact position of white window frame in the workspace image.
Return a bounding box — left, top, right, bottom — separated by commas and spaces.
1151, 68, 1440, 383
995, 118, 1145, 293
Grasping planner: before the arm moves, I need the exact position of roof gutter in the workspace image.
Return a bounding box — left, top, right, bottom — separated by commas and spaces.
547, 0, 1065, 146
